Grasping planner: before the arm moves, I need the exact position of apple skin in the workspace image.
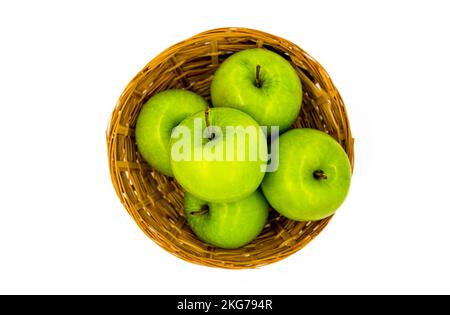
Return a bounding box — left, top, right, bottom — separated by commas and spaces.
170, 107, 267, 203
184, 190, 269, 249
135, 89, 208, 176
261, 128, 352, 221
211, 48, 302, 133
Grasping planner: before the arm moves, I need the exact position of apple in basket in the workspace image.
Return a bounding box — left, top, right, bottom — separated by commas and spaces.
135, 89, 208, 177
262, 128, 352, 221
170, 107, 268, 203
211, 48, 302, 134
184, 190, 269, 249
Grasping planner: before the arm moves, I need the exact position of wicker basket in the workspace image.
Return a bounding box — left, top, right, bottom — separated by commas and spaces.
107, 27, 354, 269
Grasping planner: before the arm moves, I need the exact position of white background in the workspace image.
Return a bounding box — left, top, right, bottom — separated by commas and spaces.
1, 0, 449, 295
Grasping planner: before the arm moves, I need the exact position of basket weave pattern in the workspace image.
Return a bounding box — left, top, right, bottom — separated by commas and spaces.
107, 27, 354, 269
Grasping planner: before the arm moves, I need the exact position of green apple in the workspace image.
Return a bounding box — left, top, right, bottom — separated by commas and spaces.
261, 128, 352, 221
211, 48, 302, 133
170, 107, 267, 202
184, 190, 269, 249
135, 89, 208, 176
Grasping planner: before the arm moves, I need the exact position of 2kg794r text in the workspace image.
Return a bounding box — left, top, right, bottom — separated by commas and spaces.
177, 299, 273, 312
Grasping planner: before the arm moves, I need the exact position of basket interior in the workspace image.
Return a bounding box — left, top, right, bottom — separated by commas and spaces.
107, 28, 354, 269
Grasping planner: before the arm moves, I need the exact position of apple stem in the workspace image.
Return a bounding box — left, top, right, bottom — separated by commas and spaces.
190, 205, 209, 216
204, 109, 215, 140
255, 64, 262, 88
313, 170, 328, 180
204, 108, 210, 127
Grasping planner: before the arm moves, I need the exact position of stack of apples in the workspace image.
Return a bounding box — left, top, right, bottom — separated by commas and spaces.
135, 49, 351, 249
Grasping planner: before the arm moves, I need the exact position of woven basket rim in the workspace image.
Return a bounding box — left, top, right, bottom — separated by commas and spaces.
107, 27, 354, 269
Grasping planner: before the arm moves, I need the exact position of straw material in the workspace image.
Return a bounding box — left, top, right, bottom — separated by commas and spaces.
106, 27, 354, 269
